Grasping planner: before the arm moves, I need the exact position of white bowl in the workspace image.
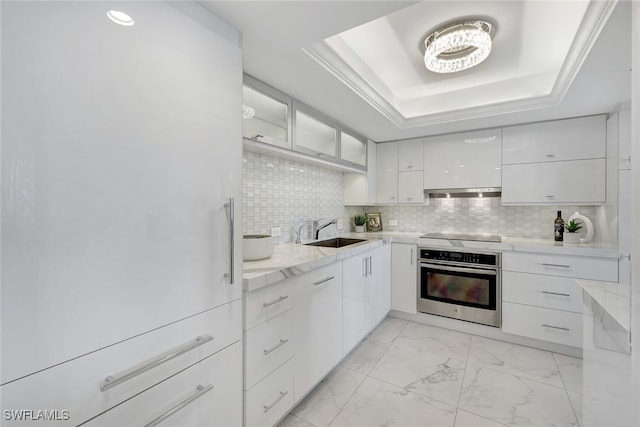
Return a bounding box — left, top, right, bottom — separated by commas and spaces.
243, 235, 274, 261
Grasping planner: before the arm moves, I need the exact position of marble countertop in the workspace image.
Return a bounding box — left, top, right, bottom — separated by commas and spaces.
577, 279, 630, 333
243, 231, 620, 291
243, 236, 390, 291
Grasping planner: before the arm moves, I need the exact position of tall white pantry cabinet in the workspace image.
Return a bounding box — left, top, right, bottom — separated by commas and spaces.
1, 2, 243, 426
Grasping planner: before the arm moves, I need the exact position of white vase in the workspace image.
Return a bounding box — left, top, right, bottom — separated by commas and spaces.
355, 225, 365, 233
564, 232, 581, 244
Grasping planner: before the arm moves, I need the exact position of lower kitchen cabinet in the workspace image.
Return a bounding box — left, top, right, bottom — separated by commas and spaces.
342, 254, 367, 356
245, 359, 295, 427
501, 251, 618, 348
366, 244, 392, 332
390, 243, 417, 314
83, 341, 242, 427
293, 263, 343, 401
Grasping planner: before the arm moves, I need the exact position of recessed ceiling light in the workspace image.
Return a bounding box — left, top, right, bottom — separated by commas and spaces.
107, 10, 134, 26
424, 20, 493, 74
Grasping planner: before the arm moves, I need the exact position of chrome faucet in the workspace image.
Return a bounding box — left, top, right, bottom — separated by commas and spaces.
295, 224, 307, 244
313, 219, 337, 240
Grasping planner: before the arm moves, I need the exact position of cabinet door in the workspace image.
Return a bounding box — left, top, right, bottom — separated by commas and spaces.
294, 263, 343, 401
83, 342, 242, 427
342, 255, 367, 356
242, 79, 291, 149
502, 115, 606, 165
294, 103, 338, 160
1, 1, 243, 384
424, 128, 501, 189
366, 245, 392, 333
398, 138, 424, 171
398, 171, 425, 204
501, 159, 606, 205
391, 243, 417, 314
344, 141, 376, 206
618, 110, 632, 170
376, 142, 398, 203
340, 130, 367, 168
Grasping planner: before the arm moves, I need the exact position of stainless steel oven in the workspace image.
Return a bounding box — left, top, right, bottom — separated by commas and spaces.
417, 247, 501, 327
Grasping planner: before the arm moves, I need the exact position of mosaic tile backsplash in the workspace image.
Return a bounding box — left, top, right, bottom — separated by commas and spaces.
243, 152, 350, 243
243, 151, 600, 243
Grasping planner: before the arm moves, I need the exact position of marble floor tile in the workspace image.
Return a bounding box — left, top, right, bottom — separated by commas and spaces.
370, 342, 466, 406
340, 338, 391, 375
468, 336, 564, 387
277, 414, 316, 427
459, 363, 578, 427
366, 317, 408, 343
396, 322, 472, 360
329, 377, 457, 427
291, 367, 366, 427
454, 409, 509, 427
553, 353, 583, 393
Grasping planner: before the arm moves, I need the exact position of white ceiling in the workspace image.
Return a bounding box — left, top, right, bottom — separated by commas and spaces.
200, 0, 631, 142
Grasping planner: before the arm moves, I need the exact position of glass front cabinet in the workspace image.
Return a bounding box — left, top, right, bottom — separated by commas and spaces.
243, 76, 367, 171
242, 76, 292, 149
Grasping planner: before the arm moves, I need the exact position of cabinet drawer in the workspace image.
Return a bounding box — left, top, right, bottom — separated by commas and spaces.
245, 279, 294, 330
245, 310, 294, 389
502, 252, 618, 282
0, 300, 241, 426
245, 359, 294, 427
502, 271, 583, 313
83, 341, 242, 427
502, 302, 582, 347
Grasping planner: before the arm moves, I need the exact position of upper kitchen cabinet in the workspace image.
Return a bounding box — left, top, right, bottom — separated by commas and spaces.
398, 138, 424, 171
293, 101, 338, 160
424, 128, 502, 190
501, 115, 607, 205
502, 115, 606, 164
340, 129, 367, 168
243, 76, 292, 149
376, 142, 399, 204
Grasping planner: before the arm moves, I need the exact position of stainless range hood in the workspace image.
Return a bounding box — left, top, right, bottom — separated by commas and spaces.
427, 187, 501, 198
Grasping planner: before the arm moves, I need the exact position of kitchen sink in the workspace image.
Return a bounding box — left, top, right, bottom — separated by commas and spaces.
304, 238, 367, 248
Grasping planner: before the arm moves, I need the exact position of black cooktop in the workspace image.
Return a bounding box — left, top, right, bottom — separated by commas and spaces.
419, 232, 502, 243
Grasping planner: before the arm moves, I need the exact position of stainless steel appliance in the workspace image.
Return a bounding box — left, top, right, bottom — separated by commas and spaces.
420, 232, 502, 243
417, 247, 501, 327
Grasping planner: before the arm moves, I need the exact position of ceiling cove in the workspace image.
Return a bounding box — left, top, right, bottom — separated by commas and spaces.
302, 0, 618, 129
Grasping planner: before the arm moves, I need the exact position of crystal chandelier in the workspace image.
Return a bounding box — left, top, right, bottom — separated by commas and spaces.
424, 20, 493, 74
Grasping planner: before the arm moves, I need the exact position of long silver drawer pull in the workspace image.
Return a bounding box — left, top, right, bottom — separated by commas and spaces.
368, 256, 373, 275
313, 276, 335, 286
410, 248, 414, 265
541, 263, 571, 269
541, 291, 571, 297
144, 384, 213, 427
263, 296, 289, 308
362, 257, 367, 277
263, 339, 289, 356
546, 154, 556, 158
100, 335, 213, 392
541, 324, 571, 331
546, 195, 555, 199
263, 391, 288, 413
224, 197, 235, 285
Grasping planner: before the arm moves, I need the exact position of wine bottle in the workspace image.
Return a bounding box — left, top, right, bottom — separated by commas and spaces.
554, 210, 564, 242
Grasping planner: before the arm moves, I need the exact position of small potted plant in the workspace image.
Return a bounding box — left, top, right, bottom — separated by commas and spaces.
564, 219, 583, 244
352, 214, 367, 233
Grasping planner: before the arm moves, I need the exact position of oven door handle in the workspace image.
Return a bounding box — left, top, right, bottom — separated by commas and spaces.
419, 262, 498, 276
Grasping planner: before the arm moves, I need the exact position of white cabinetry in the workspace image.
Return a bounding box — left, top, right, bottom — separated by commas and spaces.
424, 128, 501, 190
502, 251, 618, 347
501, 159, 606, 204
1, 2, 243, 424
344, 141, 377, 206
366, 245, 392, 332
398, 138, 424, 171
293, 263, 343, 401
342, 244, 392, 355
391, 243, 418, 314
501, 115, 607, 205
376, 142, 399, 203
376, 141, 425, 204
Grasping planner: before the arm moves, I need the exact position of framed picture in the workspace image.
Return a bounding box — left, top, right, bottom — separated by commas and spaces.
365, 212, 383, 232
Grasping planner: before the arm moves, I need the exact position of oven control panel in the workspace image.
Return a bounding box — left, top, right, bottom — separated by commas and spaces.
419, 249, 500, 266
